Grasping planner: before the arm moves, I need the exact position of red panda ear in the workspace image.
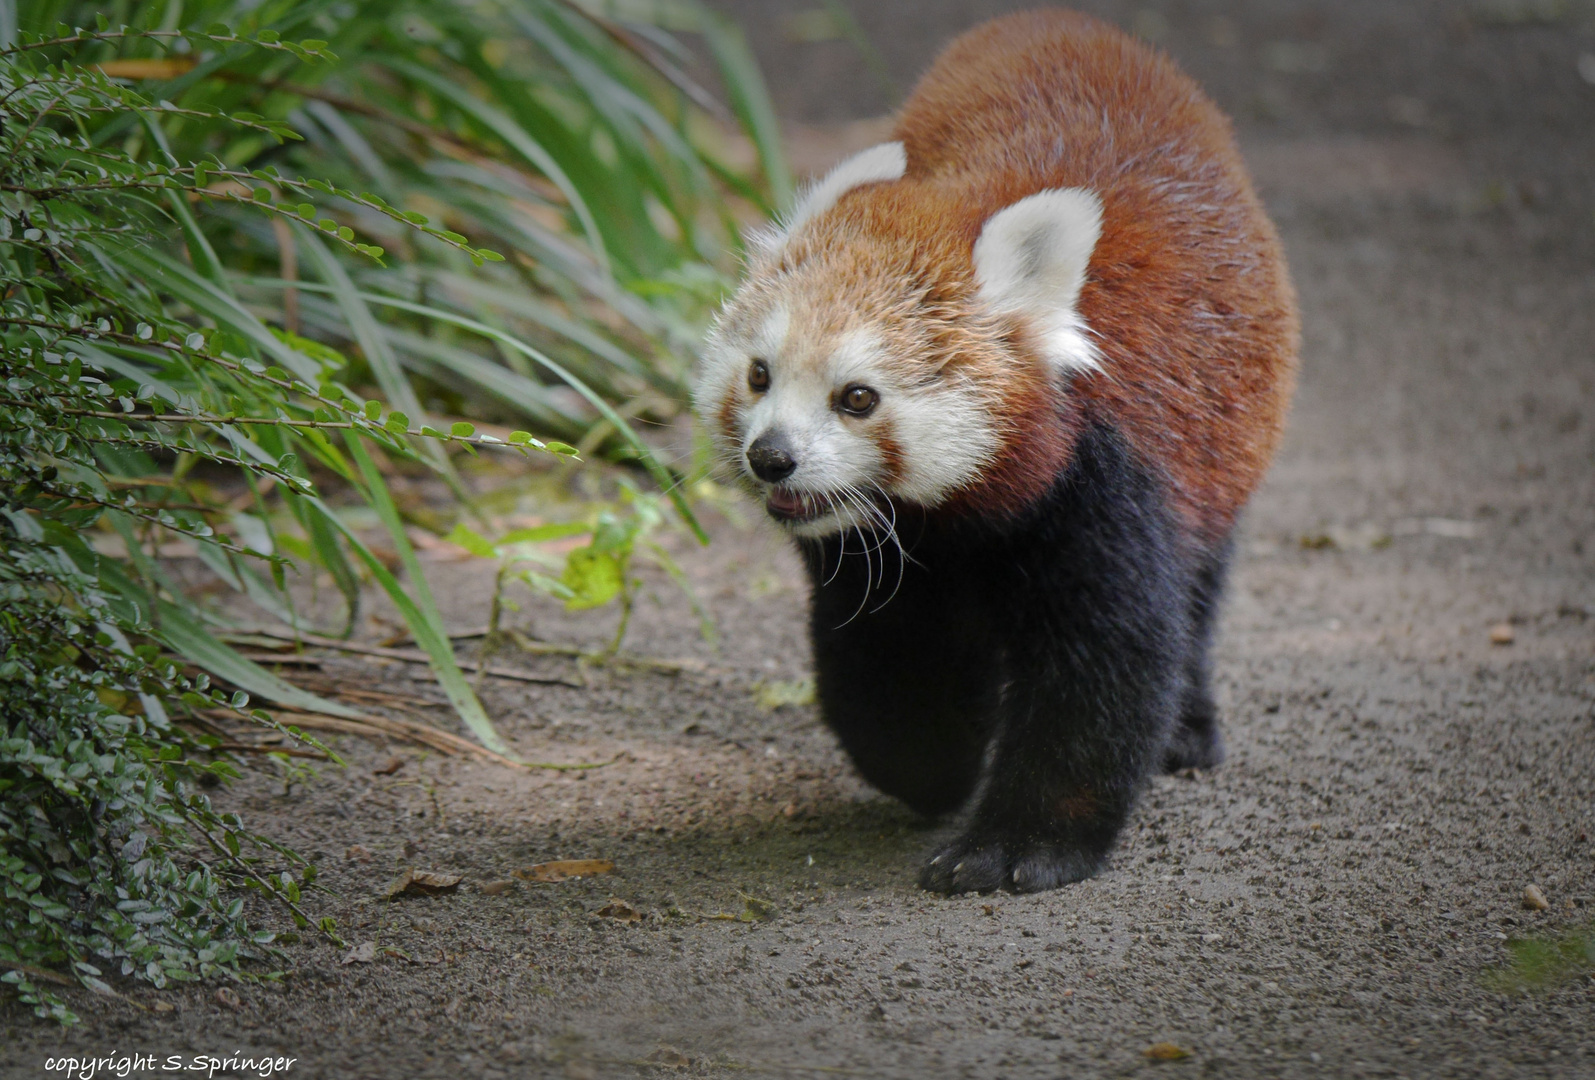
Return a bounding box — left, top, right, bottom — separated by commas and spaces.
973, 188, 1104, 375
749, 142, 907, 258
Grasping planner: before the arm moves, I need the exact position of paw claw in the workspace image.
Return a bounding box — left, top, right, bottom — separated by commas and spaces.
920, 835, 1104, 895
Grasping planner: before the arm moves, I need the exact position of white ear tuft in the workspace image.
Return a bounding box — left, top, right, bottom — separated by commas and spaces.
762, 142, 906, 252
973, 187, 1104, 374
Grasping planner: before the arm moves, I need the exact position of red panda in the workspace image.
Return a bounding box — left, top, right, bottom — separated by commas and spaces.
695, 10, 1299, 893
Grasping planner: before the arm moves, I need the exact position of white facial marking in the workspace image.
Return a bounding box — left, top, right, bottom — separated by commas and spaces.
753, 305, 791, 361
750, 142, 907, 257
739, 329, 887, 537
888, 373, 1000, 506
718, 322, 999, 538
973, 187, 1104, 375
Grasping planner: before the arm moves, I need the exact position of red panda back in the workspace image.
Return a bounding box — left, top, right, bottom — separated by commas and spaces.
894, 10, 1299, 543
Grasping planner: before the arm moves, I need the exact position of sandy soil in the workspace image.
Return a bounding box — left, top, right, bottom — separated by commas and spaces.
6, 2, 1593, 1077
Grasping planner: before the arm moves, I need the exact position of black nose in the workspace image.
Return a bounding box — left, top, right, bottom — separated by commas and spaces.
746, 432, 797, 483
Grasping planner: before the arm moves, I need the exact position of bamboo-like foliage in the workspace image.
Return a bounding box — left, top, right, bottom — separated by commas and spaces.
47, 0, 786, 446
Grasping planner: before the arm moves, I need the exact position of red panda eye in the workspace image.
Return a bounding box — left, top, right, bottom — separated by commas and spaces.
839, 385, 879, 416
748, 359, 770, 392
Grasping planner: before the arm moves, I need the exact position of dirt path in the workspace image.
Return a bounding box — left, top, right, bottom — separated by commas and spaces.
6, 3, 1593, 1077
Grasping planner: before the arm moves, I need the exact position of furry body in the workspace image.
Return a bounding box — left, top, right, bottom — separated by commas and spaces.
695, 11, 1298, 893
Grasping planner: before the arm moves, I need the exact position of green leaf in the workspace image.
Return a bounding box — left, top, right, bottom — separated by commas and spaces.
560, 546, 623, 611
444, 523, 498, 559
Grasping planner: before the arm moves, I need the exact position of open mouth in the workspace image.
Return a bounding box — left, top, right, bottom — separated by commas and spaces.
764, 488, 833, 524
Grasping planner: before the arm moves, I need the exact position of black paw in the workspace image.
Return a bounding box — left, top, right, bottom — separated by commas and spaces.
1162, 717, 1225, 773
918, 836, 1105, 894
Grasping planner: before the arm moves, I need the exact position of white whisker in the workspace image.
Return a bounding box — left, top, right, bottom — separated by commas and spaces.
865, 479, 910, 612
822, 517, 847, 587
833, 487, 877, 629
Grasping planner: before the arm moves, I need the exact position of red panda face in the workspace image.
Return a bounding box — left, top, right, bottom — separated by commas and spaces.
694, 141, 1109, 534
696, 267, 1003, 538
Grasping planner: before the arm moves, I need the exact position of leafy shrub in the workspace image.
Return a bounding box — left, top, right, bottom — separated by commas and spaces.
1, 0, 779, 1023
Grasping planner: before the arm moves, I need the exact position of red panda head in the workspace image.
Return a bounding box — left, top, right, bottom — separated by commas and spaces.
695, 143, 1104, 535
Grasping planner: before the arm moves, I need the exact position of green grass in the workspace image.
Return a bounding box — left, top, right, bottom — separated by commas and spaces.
1486, 924, 1595, 993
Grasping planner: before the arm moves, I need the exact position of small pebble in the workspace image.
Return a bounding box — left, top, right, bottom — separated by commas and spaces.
1489, 623, 1515, 645
1523, 884, 1549, 911
480, 879, 515, 896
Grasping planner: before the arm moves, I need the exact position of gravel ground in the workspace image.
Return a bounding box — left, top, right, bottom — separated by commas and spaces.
5, 2, 1593, 1078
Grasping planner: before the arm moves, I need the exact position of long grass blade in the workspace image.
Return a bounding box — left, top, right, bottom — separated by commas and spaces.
248, 275, 707, 544
698, 10, 793, 211
295, 225, 456, 481
112, 245, 322, 381
90, 552, 363, 720
384, 56, 612, 278
337, 434, 511, 756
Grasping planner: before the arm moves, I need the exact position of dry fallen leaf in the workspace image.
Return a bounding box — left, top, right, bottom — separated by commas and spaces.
513, 859, 615, 883
1144, 1042, 1191, 1061
341, 941, 376, 965
595, 898, 644, 923
214, 987, 241, 1011
374, 756, 406, 776
479, 879, 516, 896
344, 844, 372, 863
385, 869, 463, 898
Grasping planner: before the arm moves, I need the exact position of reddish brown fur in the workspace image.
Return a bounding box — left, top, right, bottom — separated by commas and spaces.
793, 10, 1299, 541
872, 418, 907, 487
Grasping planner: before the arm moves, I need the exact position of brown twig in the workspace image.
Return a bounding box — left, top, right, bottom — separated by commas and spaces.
210, 743, 329, 760
202, 708, 518, 765
232, 628, 583, 686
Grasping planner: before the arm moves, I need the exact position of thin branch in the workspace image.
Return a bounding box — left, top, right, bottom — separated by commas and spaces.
0, 395, 547, 454
0, 28, 335, 60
